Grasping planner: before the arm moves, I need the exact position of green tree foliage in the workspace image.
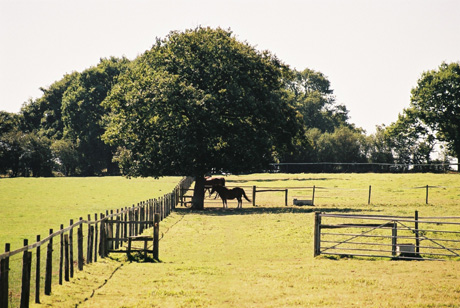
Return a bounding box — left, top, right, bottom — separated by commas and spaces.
103, 27, 303, 209
61, 57, 129, 175
20, 72, 79, 139
50, 139, 79, 176
366, 125, 394, 164
288, 68, 350, 132
384, 108, 436, 168
410, 62, 460, 161
282, 68, 364, 165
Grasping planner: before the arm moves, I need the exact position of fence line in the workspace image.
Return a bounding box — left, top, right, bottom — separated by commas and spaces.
0, 176, 193, 308
179, 184, 460, 207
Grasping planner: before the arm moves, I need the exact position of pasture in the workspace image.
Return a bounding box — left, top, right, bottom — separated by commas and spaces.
2, 173, 460, 307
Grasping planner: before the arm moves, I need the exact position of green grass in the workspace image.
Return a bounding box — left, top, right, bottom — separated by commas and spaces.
25, 173, 460, 308
0, 176, 182, 249
0, 176, 182, 308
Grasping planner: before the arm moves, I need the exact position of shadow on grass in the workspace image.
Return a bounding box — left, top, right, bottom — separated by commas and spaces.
227, 177, 336, 183
174, 206, 375, 217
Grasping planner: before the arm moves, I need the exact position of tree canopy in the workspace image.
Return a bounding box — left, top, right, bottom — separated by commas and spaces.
102, 27, 304, 208
410, 62, 460, 161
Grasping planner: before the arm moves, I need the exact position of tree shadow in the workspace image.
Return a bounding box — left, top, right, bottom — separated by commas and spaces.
174, 206, 377, 217
227, 177, 335, 183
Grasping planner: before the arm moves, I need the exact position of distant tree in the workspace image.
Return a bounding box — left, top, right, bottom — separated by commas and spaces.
51, 139, 79, 176
20, 132, 53, 177
62, 57, 129, 175
315, 126, 368, 163
366, 125, 394, 164
410, 62, 460, 162
103, 27, 303, 209
384, 108, 436, 169
0, 129, 23, 176
20, 72, 79, 139
288, 68, 350, 132
0, 111, 21, 135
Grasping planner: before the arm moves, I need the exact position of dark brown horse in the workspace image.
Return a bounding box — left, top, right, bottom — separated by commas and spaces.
210, 185, 251, 209
204, 177, 225, 196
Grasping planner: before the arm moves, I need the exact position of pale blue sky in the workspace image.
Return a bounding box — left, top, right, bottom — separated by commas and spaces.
1, 0, 459, 133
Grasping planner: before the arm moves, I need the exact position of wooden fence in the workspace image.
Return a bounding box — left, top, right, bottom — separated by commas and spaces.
180, 184, 458, 207
0, 176, 193, 308
314, 211, 460, 260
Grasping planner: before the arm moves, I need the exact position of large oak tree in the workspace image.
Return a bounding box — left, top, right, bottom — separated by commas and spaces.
102, 27, 303, 209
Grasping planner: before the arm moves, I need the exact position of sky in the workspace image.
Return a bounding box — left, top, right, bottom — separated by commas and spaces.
1, 0, 459, 134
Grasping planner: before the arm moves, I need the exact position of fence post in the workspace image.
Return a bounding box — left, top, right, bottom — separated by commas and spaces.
94, 214, 98, 262
87, 215, 92, 264
368, 185, 372, 205
426, 185, 429, 204
312, 186, 316, 206
153, 213, 160, 261
69, 219, 74, 278
44, 229, 53, 295
35, 235, 40, 304
285, 189, 288, 206
20, 239, 32, 308
64, 235, 70, 282
314, 212, 321, 257
0, 243, 10, 308
77, 219, 84, 270
392, 222, 398, 257
99, 213, 105, 258
415, 210, 420, 255
252, 186, 256, 207
59, 224, 63, 285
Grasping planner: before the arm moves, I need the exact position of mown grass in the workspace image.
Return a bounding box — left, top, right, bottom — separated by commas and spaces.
29, 173, 460, 308
0, 176, 182, 249
0, 176, 182, 307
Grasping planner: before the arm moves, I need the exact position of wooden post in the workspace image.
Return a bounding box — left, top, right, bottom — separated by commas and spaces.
285, 189, 288, 206
252, 186, 256, 207
312, 186, 316, 206
99, 213, 105, 258
87, 215, 92, 264
0, 243, 10, 308
20, 239, 32, 308
415, 210, 420, 255
44, 229, 53, 296
153, 213, 160, 261
368, 185, 372, 205
69, 220, 74, 278
426, 185, 429, 204
64, 235, 70, 282
127, 238, 132, 257
77, 220, 84, 270
314, 212, 321, 257
115, 217, 120, 250
94, 214, 98, 262
59, 224, 63, 285
392, 222, 398, 257
35, 235, 40, 304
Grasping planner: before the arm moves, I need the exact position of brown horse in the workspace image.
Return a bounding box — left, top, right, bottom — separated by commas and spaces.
210, 185, 251, 209
204, 177, 225, 196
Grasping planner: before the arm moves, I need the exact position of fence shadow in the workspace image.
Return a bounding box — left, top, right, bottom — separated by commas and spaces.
227, 177, 334, 183
174, 206, 373, 217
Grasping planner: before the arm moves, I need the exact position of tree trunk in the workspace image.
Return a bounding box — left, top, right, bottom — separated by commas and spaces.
191, 175, 205, 210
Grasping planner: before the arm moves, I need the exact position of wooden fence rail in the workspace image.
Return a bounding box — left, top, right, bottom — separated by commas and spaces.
0, 176, 193, 308
181, 184, 459, 207
314, 211, 460, 261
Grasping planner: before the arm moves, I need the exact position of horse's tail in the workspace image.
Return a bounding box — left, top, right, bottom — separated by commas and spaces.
242, 189, 251, 202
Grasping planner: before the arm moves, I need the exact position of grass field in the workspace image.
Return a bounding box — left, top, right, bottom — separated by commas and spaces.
3, 173, 460, 307
0, 176, 182, 249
